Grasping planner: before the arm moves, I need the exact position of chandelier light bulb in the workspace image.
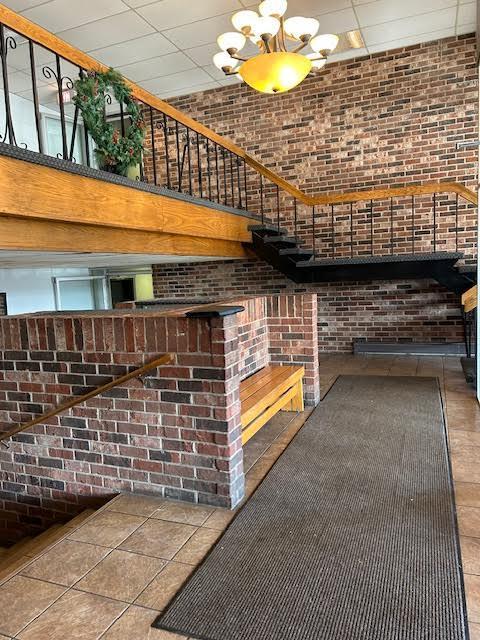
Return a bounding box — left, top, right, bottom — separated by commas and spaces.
251, 15, 280, 39
310, 33, 339, 55
217, 31, 246, 52
258, 0, 288, 18
231, 10, 258, 34
284, 16, 319, 40
213, 51, 238, 70
306, 53, 326, 70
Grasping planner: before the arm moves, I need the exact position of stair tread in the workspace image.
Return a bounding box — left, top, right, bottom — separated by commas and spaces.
297, 251, 463, 267
263, 235, 297, 244
64, 508, 96, 529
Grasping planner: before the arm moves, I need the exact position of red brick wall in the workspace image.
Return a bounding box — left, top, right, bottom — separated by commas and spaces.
0, 310, 244, 543
149, 35, 476, 351
153, 259, 463, 352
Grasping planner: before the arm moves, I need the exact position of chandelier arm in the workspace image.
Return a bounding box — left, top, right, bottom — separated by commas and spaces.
229, 53, 249, 62
261, 35, 272, 53
292, 39, 309, 54
278, 18, 287, 52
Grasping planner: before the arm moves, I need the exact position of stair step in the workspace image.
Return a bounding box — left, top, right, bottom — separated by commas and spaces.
296, 251, 463, 268
0, 508, 97, 583
248, 223, 285, 236
64, 508, 96, 530
262, 235, 297, 247
278, 247, 312, 256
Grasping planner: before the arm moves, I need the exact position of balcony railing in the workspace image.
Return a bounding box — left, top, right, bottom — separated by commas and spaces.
0, 3, 477, 262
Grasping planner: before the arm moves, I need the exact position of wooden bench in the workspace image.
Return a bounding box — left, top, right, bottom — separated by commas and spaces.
240, 365, 305, 444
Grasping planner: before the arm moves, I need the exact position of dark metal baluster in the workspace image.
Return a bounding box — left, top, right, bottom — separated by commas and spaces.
455, 192, 459, 252
222, 148, 228, 205
119, 101, 126, 137
175, 120, 181, 191
370, 199, 373, 255
206, 138, 212, 201
215, 143, 220, 202
294, 199, 298, 241
411, 195, 415, 253
55, 55, 68, 160
83, 125, 91, 167
29, 41, 43, 153
149, 107, 157, 185
276, 184, 280, 231
162, 114, 171, 189
312, 206, 316, 258
236, 156, 242, 208
390, 198, 394, 254
229, 152, 234, 206
350, 202, 354, 258
0, 25, 17, 145
243, 160, 248, 211
68, 104, 79, 161
186, 128, 192, 195
196, 132, 202, 198
331, 204, 335, 258
433, 192, 437, 252
260, 173, 264, 223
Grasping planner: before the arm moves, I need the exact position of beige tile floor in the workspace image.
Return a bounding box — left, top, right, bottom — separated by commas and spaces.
0, 354, 477, 639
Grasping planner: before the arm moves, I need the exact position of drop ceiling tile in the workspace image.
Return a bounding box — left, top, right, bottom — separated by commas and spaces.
361, 7, 457, 46
457, 2, 476, 25
313, 8, 359, 34
90, 33, 177, 68
6, 70, 35, 93
184, 42, 219, 67
287, 0, 351, 16
2, 0, 45, 10
366, 27, 455, 53
328, 46, 369, 61
141, 67, 213, 94
58, 11, 154, 51
162, 13, 234, 49
356, 0, 457, 27
119, 51, 195, 82
137, 0, 242, 31
166, 81, 220, 98
122, 0, 155, 6
21, 0, 129, 34
456, 22, 476, 35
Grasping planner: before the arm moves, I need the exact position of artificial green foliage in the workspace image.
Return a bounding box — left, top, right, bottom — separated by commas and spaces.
73, 68, 145, 176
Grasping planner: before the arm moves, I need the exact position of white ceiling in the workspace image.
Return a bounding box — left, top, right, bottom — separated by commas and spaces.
0, 250, 234, 268
2, 0, 476, 101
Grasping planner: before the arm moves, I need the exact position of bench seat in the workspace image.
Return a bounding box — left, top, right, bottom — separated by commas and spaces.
240, 365, 305, 444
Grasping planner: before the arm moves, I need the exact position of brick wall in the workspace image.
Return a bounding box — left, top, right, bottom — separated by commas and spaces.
153, 259, 463, 352
0, 310, 244, 543
149, 35, 476, 351
0, 294, 318, 542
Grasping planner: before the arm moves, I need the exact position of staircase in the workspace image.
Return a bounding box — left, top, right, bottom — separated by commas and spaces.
250, 219, 476, 294
0, 509, 95, 582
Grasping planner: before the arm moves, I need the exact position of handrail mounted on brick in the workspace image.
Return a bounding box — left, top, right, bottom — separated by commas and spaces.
0, 353, 174, 445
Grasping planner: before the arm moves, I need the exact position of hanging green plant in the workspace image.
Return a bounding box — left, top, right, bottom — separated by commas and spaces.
73, 68, 145, 177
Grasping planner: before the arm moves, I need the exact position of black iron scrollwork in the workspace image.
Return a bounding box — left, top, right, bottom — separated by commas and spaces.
0, 28, 19, 146
42, 59, 74, 159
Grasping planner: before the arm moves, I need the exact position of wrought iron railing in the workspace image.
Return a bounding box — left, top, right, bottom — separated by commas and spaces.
0, 3, 477, 262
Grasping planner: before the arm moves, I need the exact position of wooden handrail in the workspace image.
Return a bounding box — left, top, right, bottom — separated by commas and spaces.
310, 182, 478, 207
0, 3, 477, 209
462, 285, 477, 313
0, 353, 174, 444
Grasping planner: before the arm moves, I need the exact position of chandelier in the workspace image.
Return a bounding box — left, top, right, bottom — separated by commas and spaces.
213, 0, 339, 95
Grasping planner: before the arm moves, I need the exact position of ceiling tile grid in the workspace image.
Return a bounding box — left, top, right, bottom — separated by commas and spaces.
1, 0, 476, 99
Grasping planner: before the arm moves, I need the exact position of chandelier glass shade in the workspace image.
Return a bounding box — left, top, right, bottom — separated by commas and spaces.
214, 0, 339, 94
